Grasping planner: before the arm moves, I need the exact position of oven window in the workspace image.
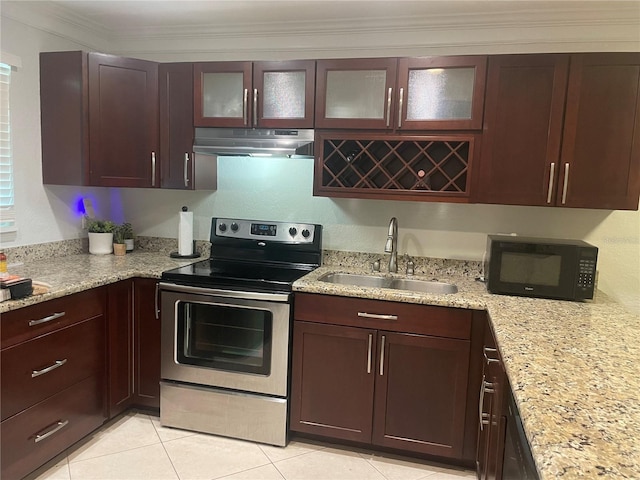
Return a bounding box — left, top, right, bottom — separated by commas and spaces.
500, 252, 562, 287
176, 301, 272, 375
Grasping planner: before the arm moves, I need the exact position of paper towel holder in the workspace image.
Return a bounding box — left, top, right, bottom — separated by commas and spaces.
170, 240, 200, 259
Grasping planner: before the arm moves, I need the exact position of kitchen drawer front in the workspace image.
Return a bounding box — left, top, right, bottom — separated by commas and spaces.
0, 375, 105, 480
1, 315, 105, 421
1, 288, 106, 349
294, 293, 471, 340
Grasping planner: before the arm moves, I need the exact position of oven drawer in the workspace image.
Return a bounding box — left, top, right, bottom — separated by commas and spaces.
294, 293, 472, 340
1, 315, 105, 421
1, 288, 106, 349
0, 375, 105, 480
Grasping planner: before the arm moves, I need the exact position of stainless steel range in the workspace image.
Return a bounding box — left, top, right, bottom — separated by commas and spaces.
159, 217, 322, 446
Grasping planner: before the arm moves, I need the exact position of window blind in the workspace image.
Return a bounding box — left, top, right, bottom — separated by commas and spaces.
0, 62, 14, 232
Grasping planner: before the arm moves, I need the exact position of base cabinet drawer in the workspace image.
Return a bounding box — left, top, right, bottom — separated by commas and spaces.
0, 375, 105, 480
1, 315, 105, 421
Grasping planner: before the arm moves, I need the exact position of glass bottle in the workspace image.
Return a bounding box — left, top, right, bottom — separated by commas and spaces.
414, 169, 431, 190
0, 250, 7, 277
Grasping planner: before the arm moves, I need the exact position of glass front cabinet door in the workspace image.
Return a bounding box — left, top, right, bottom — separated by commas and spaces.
396, 56, 487, 130
194, 61, 315, 128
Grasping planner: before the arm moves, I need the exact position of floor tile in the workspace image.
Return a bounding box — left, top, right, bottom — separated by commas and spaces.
258, 439, 327, 463
67, 412, 161, 463
151, 415, 198, 442
273, 446, 386, 480
33, 461, 70, 480
216, 463, 285, 480
359, 451, 446, 480
68, 443, 178, 480
163, 433, 271, 480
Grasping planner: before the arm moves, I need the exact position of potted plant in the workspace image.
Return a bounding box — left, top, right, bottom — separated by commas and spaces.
86, 218, 116, 255
112, 223, 127, 256
121, 222, 134, 252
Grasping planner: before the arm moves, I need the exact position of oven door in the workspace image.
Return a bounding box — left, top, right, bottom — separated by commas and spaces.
160, 283, 291, 397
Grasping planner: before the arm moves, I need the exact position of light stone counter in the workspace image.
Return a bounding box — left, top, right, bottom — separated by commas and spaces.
293, 265, 640, 480
1, 250, 638, 479
0, 251, 198, 313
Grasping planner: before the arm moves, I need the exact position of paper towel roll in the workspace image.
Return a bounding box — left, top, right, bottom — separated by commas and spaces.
178, 211, 194, 256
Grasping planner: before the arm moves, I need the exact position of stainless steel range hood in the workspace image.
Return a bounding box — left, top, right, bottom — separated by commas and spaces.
193, 128, 314, 158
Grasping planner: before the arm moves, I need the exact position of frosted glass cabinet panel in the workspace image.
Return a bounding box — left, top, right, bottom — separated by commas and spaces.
195, 61, 315, 128
194, 62, 252, 128
397, 56, 487, 130
316, 58, 398, 129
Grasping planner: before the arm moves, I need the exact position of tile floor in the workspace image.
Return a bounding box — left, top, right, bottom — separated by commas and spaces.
30, 411, 476, 480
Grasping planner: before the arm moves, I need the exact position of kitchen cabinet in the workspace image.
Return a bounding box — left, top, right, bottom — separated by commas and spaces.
315, 56, 486, 130
476, 323, 507, 480
291, 293, 472, 458
0, 289, 107, 479
108, 278, 162, 415
314, 131, 479, 202
40, 51, 159, 188
107, 280, 134, 417
133, 278, 162, 409
193, 60, 315, 128
475, 52, 640, 210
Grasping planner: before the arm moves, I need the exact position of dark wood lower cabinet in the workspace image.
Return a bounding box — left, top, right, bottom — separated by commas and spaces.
372, 331, 470, 457
133, 278, 161, 408
290, 294, 473, 460
290, 322, 376, 443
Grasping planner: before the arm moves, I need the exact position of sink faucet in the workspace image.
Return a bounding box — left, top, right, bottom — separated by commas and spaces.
384, 217, 398, 273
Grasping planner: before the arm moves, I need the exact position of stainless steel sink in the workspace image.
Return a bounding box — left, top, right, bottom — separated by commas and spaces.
318, 272, 457, 294
388, 278, 458, 294
317, 273, 388, 288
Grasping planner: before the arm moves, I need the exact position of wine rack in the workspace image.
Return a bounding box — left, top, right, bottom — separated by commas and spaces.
314, 132, 477, 202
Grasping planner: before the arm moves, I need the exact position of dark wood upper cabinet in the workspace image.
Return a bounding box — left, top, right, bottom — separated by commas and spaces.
159, 63, 195, 189
315, 58, 398, 130
194, 60, 315, 128
316, 56, 486, 131
475, 53, 640, 210
88, 53, 159, 187
40, 51, 159, 188
396, 56, 487, 131
559, 53, 640, 210
474, 54, 569, 206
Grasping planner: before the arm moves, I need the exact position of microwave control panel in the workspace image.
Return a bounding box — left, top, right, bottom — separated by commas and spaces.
576, 248, 598, 297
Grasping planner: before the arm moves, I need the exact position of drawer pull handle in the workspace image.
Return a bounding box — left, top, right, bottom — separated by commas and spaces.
29, 311, 66, 327
32, 359, 67, 378
357, 312, 398, 321
34, 420, 69, 443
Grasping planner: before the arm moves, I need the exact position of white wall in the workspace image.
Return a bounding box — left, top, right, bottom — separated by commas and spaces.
1, 8, 639, 313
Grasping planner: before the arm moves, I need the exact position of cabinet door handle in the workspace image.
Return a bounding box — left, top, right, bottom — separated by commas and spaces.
184, 153, 190, 187
243, 88, 248, 126
379, 335, 386, 376
151, 151, 156, 187
34, 420, 69, 443
253, 88, 258, 127
155, 282, 160, 320
479, 375, 495, 430
561, 162, 570, 204
32, 359, 67, 378
483, 346, 500, 364
29, 311, 65, 327
546, 162, 555, 204
357, 312, 398, 321
386, 87, 393, 128
398, 87, 404, 128
367, 333, 373, 374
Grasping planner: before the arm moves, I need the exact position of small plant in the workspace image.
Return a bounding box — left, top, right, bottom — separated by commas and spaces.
85, 217, 116, 233
121, 222, 134, 240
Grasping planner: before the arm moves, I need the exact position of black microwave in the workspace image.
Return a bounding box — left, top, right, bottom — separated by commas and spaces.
485, 235, 598, 301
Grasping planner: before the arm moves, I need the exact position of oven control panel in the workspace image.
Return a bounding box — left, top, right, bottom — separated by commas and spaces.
215, 218, 317, 243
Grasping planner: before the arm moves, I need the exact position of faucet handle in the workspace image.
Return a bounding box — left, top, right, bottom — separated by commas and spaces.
372, 259, 381, 273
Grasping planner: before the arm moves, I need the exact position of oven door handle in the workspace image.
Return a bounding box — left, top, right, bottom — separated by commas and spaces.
158, 282, 291, 303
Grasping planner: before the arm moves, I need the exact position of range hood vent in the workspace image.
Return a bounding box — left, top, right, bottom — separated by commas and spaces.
193, 128, 314, 158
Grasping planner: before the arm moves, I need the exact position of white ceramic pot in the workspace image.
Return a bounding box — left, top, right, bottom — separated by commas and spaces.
125, 238, 134, 252
88, 232, 114, 255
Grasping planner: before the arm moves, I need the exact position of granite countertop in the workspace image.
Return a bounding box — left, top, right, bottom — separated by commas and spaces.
1, 252, 638, 479
0, 251, 198, 313
294, 266, 640, 480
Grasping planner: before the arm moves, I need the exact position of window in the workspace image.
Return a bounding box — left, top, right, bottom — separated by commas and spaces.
0, 61, 14, 232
